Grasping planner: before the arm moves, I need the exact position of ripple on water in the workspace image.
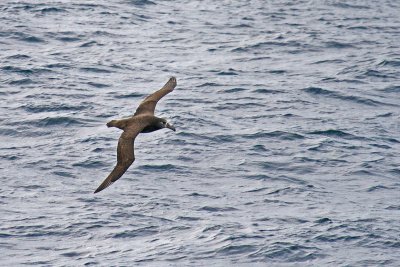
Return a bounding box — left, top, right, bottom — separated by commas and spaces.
303, 87, 386, 106
242, 131, 305, 140
36, 116, 86, 127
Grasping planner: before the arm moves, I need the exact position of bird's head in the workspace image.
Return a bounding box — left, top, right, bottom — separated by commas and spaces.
158, 118, 176, 132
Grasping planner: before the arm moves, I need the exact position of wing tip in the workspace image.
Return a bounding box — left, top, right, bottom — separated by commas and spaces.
94, 185, 104, 194
93, 179, 113, 194
93, 188, 101, 194
168, 76, 177, 88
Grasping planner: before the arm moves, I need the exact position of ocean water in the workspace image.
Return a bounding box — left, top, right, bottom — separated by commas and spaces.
1, 0, 400, 266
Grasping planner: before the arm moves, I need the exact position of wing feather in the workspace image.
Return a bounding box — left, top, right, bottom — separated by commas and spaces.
134, 77, 176, 115
94, 128, 142, 193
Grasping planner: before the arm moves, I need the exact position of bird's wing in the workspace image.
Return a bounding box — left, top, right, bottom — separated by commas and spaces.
134, 77, 177, 116
94, 127, 142, 194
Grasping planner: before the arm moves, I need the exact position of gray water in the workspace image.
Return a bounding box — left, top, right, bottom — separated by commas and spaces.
1, 0, 400, 266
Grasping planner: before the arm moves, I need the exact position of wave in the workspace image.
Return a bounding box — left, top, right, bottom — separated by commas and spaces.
37, 116, 85, 127
303, 87, 386, 106
378, 59, 400, 67
87, 82, 110, 88
308, 129, 367, 141
248, 242, 323, 262
252, 88, 284, 94
324, 41, 355, 49
79, 67, 113, 73
112, 226, 158, 238
222, 87, 246, 93
381, 85, 400, 93
242, 131, 304, 140
8, 78, 35, 85
23, 103, 88, 113
2, 66, 52, 75
128, 0, 156, 7
138, 164, 181, 171
198, 206, 238, 212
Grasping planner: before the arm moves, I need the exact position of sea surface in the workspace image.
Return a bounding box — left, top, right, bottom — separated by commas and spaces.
1, 0, 400, 266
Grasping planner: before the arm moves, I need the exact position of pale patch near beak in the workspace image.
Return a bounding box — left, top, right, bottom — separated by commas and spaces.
166, 122, 176, 131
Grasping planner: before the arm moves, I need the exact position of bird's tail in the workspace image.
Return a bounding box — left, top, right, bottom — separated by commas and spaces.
106, 119, 126, 130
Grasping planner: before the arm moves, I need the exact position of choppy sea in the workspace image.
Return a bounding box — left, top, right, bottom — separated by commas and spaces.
1, 0, 400, 266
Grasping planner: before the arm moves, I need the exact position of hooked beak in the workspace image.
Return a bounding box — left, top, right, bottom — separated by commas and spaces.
166, 122, 176, 132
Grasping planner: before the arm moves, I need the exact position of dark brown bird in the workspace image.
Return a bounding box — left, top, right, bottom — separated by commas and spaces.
94, 77, 177, 193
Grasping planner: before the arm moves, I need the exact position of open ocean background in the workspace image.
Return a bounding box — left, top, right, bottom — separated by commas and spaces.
1, 0, 400, 266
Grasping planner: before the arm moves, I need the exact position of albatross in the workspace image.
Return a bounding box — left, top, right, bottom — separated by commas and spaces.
94, 77, 177, 193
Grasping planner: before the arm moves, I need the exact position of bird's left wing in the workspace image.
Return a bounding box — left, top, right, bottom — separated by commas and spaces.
94, 127, 142, 194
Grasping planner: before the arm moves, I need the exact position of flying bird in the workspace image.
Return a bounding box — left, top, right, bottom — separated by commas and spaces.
94, 77, 177, 193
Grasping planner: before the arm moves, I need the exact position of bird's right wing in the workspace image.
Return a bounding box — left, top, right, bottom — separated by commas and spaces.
94, 129, 141, 194
134, 77, 177, 116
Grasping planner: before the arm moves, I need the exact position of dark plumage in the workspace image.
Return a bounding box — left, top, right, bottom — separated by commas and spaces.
94, 77, 177, 194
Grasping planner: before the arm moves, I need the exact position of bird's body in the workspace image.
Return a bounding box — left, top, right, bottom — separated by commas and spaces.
94, 77, 177, 193
107, 114, 165, 132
